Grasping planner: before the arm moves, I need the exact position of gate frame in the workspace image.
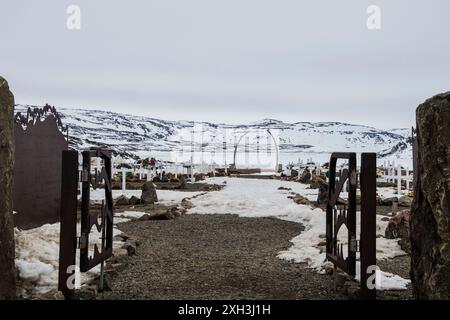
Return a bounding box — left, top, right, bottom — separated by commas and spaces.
326, 152, 377, 299
58, 148, 114, 299
326, 152, 357, 276
80, 149, 114, 272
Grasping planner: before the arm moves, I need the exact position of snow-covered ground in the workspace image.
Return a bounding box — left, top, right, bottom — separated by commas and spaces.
15, 222, 123, 297
188, 177, 410, 290
377, 187, 409, 199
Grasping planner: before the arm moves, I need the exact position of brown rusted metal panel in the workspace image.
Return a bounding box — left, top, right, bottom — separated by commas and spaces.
13, 112, 68, 229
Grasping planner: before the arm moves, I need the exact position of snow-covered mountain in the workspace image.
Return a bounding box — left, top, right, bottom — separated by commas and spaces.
14, 105, 413, 166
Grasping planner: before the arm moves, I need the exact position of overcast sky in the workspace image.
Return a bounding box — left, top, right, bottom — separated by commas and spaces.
1, 1, 449, 128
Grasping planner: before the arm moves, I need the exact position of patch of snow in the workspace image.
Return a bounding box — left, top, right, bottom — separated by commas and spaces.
355, 262, 411, 291
15, 220, 123, 296
377, 187, 408, 199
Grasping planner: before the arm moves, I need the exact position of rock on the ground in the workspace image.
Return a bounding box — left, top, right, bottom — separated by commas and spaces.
309, 176, 327, 190
114, 233, 130, 241
143, 207, 183, 220
288, 193, 310, 205
121, 240, 137, 256
376, 195, 383, 206
382, 197, 398, 206
385, 209, 411, 254
77, 285, 98, 300
321, 261, 334, 275
129, 196, 141, 205
168, 206, 186, 218
194, 173, 205, 181
315, 178, 329, 205
299, 170, 312, 183
114, 248, 129, 257
205, 184, 222, 191
398, 195, 412, 207
411, 92, 450, 299
137, 214, 151, 221
180, 198, 194, 209
141, 182, 158, 204
114, 195, 130, 206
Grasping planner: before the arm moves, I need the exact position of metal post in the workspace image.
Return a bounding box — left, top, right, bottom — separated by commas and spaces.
58, 150, 79, 300
360, 153, 377, 300
347, 154, 357, 277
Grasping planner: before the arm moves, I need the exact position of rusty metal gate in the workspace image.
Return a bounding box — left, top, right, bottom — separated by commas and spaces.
58, 148, 114, 299
326, 152, 376, 299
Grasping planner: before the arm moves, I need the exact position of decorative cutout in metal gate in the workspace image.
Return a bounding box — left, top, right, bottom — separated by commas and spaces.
326, 153, 357, 276
58, 148, 114, 299
326, 152, 377, 299
80, 149, 114, 271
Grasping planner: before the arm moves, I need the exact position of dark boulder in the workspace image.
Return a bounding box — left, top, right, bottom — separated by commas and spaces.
114, 195, 130, 206
299, 170, 311, 183
385, 209, 411, 254
381, 197, 398, 206
141, 182, 158, 204
129, 195, 141, 205
316, 178, 329, 205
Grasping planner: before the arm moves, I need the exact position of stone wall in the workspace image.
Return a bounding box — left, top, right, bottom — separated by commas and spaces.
410, 92, 450, 299
0, 76, 17, 299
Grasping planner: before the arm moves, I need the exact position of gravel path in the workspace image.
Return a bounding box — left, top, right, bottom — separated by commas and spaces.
101, 214, 347, 300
